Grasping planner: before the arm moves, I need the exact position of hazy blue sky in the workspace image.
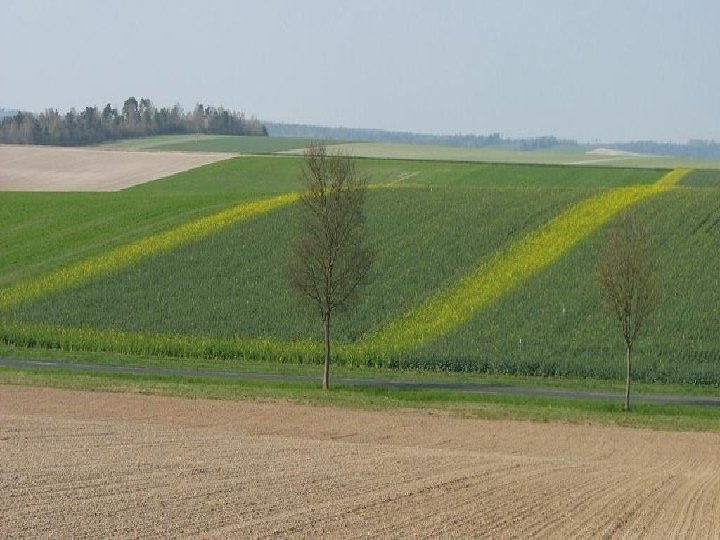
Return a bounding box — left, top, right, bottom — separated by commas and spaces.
1, 0, 718, 142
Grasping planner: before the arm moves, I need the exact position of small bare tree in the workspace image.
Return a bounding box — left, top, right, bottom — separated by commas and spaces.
597, 211, 656, 411
287, 143, 374, 390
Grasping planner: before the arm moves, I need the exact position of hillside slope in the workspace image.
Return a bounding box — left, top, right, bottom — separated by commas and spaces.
2, 158, 718, 383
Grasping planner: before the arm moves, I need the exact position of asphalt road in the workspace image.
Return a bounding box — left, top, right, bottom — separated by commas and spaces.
1, 357, 719, 407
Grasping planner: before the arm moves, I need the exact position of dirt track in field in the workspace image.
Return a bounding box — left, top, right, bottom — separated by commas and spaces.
0, 145, 234, 191
2, 386, 719, 538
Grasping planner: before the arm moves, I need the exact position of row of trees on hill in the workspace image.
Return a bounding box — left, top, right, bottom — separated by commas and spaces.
265, 122, 572, 150
606, 139, 720, 159
268, 122, 720, 158
0, 108, 18, 120
0, 97, 267, 145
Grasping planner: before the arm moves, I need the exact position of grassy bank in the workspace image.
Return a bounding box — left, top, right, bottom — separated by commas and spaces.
2, 344, 719, 399
1, 366, 719, 433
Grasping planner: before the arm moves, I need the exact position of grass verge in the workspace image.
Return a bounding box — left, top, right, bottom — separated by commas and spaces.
3, 343, 720, 397
1, 367, 718, 433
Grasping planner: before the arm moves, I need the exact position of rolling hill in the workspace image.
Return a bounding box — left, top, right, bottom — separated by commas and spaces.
1, 150, 719, 384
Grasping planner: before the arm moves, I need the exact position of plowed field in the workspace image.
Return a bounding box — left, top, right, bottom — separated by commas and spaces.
0, 145, 234, 191
2, 386, 719, 537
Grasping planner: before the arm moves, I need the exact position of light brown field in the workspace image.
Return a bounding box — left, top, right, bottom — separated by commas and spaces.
0, 145, 234, 191
1, 386, 719, 538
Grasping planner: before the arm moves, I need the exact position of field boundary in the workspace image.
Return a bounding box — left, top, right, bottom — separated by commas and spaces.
3, 357, 720, 407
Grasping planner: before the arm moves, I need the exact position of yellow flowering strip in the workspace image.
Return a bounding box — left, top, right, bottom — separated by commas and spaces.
0, 321, 321, 364
359, 168, 691, 355
0, 193, 298, 311
654, 167, 691, 188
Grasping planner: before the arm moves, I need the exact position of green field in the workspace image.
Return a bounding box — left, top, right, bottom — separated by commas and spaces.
321, 142, 720, 170
97, 134, 339, 154
0, 156, 308, 289
681, 168, 720, 187
0, 156, 314, 288
95, 134, 720, 170
415, 188, 720, 384
8, 188, 590, 341
2, 156, 662, 289
3, 154, 720, 388
0, 191, 243, 288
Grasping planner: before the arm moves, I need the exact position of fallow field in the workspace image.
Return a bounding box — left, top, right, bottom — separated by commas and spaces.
0, 144, 234, 191
3, 385, 720, 537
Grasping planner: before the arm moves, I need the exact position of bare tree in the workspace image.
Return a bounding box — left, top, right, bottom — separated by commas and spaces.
287, 143, 374, 390
597, 211, 656, 411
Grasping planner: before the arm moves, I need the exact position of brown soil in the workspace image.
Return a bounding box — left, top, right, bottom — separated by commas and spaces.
1, 386, 719, 538
0, 145, 233, 191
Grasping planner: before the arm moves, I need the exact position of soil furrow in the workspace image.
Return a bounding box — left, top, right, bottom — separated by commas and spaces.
3, 386, 720, 537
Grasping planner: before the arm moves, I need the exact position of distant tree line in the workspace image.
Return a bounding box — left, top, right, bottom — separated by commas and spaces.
265, 122, 573, 151
0, 97, 267, 145
514, 136, 567, 151
605, 140, 720, 160
0, 108, 18, 120
267, 122, 720, 159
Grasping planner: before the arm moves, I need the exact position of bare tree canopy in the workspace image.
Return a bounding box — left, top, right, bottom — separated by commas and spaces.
597, 210, 656, 411
287, 142, 374, 389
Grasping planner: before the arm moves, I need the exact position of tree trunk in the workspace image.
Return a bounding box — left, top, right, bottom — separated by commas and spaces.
322, 314, 331, 390
624, 344, 631, 412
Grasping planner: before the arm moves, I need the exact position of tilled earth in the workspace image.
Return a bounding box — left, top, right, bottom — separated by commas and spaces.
0, 145, 233, 191
1, 386, 719, 538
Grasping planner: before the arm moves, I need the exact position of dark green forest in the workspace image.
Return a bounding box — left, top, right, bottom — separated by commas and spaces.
0, 97, 267, 145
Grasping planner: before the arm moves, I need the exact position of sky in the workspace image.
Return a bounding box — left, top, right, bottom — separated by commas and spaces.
1, 0, 718, 142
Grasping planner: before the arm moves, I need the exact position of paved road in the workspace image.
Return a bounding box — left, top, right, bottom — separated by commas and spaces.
2, 357, 719, 407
